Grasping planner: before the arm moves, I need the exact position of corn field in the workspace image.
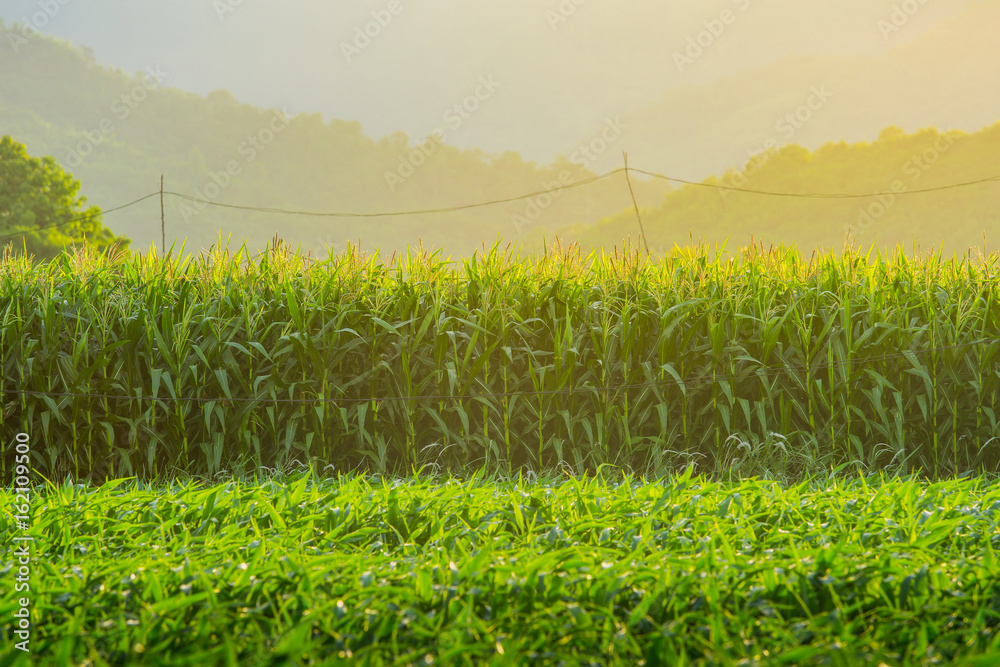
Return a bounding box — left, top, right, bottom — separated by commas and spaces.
2, 242, 1000, 480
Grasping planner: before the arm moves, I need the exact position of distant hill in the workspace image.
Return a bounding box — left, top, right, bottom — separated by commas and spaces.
0, 0, 974, 163
553, 123, 1000, 255
0, 24, 669, 257
573, 1, 1000, 181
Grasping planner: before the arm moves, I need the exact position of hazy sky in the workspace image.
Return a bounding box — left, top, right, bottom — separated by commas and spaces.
0, 0, 976, 160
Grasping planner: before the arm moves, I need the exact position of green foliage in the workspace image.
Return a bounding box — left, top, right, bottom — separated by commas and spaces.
3, 242, 1000, 481
5, 472, 1000, 665
0, 135, 125, 259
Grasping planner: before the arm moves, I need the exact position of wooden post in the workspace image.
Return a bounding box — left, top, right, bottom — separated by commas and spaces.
159, 174, 165, 255
623, 152, 650, 256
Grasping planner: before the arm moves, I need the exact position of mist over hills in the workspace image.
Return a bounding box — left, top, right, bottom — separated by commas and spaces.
555, 123, 1000, 256
575, 1, 1000, 180
0, 0, 975, 163
2, 2, 998, 259
0, 23, 669, 256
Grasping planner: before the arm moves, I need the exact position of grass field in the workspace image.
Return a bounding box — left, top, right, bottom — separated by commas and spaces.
4, 470, 1000, 665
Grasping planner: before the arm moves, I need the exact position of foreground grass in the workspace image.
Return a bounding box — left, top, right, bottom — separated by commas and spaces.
3, 471, 1000, 665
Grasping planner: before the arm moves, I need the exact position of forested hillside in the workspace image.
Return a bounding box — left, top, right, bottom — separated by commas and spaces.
556, 124, 1000, 255
4, 19, 999, 260
0, 0, 971, 164
0, 23, 669, 256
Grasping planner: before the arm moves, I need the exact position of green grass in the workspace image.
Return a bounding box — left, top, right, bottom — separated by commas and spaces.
3, 241, 1000, 481
4, 470, 1000, 665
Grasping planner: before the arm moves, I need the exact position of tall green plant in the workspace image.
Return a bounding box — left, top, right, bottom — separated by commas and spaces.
2, 241, 999, 481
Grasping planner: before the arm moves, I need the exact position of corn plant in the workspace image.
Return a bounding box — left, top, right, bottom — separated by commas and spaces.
2, 241, 999, 481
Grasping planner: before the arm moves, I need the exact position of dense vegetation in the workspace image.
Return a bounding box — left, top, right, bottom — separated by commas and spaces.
6, 9, 1000, 667
0, 136, 123, 259
556, 124, 1000, 256
3, 243, 1000, 481
4, 471, 1000, 665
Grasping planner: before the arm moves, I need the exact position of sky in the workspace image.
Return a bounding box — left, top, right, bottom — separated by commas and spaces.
0, 0, 976, 162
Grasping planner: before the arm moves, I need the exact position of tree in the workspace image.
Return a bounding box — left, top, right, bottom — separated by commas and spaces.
0, 136, 127, 259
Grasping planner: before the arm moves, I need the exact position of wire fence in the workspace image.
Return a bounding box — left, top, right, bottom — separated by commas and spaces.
3, 162, 1000, 408
2, 161, 999, 243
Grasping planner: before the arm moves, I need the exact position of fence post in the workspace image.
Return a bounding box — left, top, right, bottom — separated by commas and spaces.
160, 174, 166, 255
623, 152, 650, 256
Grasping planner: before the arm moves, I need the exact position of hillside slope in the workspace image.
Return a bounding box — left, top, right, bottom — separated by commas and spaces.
556, 124, 1000, 255
0, 25, 669, 257
0, 1, 974, 163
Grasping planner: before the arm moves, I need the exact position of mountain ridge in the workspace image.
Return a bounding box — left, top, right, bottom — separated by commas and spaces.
0, 24, 670, 256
